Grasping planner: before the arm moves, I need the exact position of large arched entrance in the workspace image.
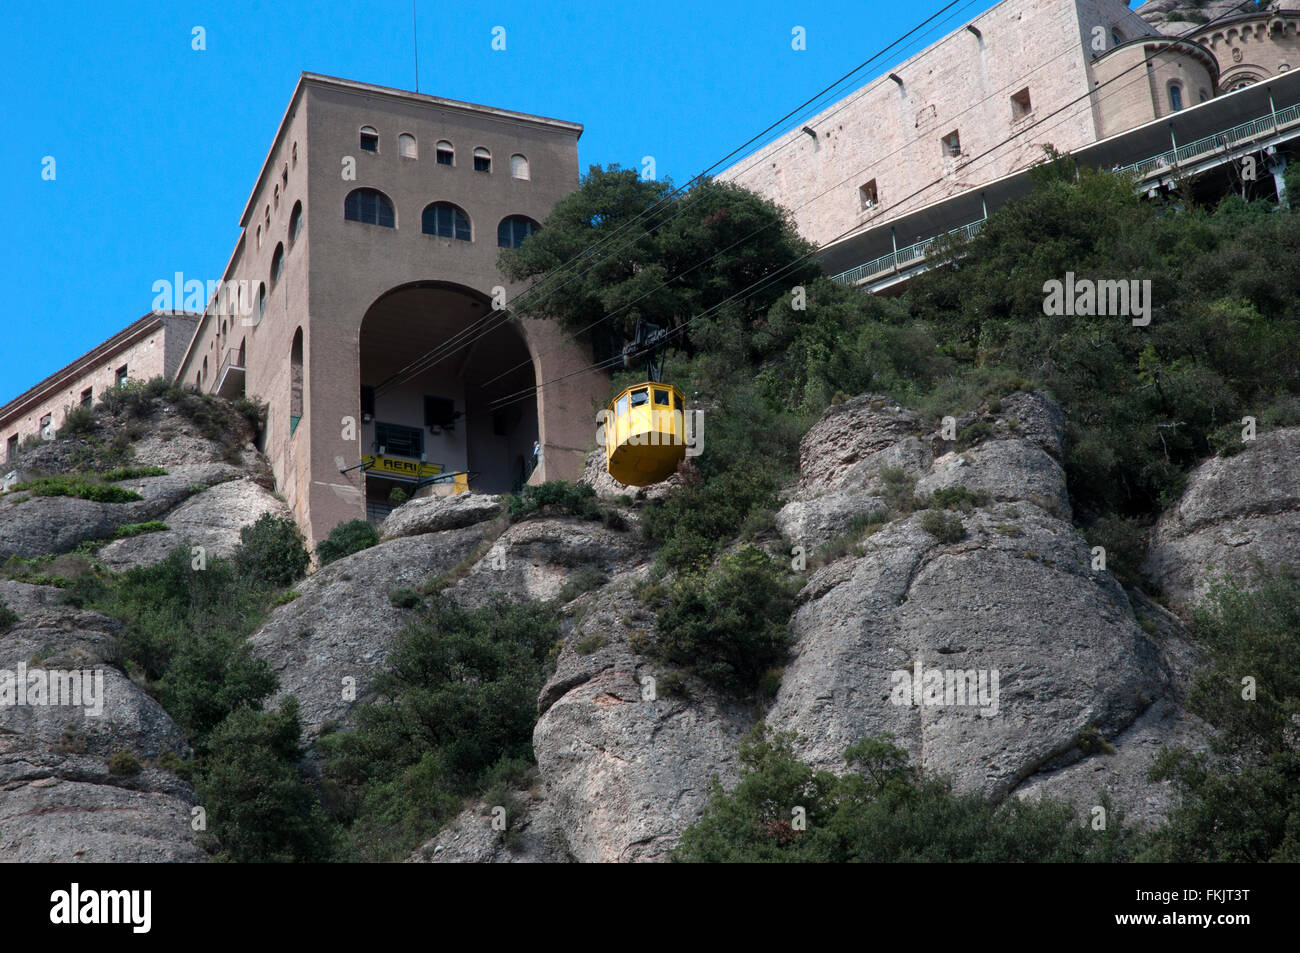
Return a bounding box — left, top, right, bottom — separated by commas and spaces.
358, 281, 538, 521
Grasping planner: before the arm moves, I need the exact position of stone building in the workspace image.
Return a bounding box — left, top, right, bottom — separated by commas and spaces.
0, 311, 198, 464
720, 0, 1300, 281
170, 74, 603, 548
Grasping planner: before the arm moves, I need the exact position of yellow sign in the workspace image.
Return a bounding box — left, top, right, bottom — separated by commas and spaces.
362, 455, 443, 481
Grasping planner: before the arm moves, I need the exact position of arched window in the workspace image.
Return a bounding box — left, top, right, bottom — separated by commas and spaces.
398, 133, 417, 158
344, 188, 396, 228
436, 140, 453, 165
270, 243, 285, 289
292, 141, 298, 167
510, 154, 530, 180
422, 202, 471, 241
256, 224, 262, 249
289, 200, 303, 245
273, 184, 280, 209
290, 328, 304, 436
497, 215, 540, 249
473, 147, 491, 172
265, 206, 270, 227
1168, 82, 1184, 112
202, 356, 208, 382
360, 125, 379, 152
255, 282, 267, 323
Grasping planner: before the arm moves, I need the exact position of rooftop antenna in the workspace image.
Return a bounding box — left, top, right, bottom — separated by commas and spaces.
412, 0, 420, 93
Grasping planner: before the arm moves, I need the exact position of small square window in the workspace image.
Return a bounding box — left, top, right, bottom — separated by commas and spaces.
630, 389, 649, 407
1011, 87, 1032, 119
80, 388, 92, 408
859, 179, 879, 210
941, 130, 962, 158
474, 154, 491, 172
654, 389, 670, 406
115, 365, 128, 388
360, 129, 379, 152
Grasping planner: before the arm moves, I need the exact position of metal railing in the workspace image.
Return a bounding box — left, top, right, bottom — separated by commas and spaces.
831, 219, 985, 286
1117, 101, 1300, 180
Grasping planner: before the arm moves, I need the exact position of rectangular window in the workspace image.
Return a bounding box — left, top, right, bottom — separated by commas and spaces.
115, 365, 128, 387
941, 131, 962, 158
859, 179, 879, 210
1169, 84, 1183, 111
80, 387, 93, 408
474, 155, 491, 172
375, 422, 424, 459
653, 389, 670, 406
436, 148, 453, 166
6, 434, 17, 461
629, 389, 649, 407
1011, 88, 1032, 119
360, 131, 379, 152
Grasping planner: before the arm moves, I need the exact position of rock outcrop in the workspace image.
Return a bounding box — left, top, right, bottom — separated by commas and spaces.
1143, 428, 1300, 611
0, 580, 203, 862
1136, 1, 1262, 36
768, 392, 1199, 817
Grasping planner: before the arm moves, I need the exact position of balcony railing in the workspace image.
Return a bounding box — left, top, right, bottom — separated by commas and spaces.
1117, 101, 1300, 181
831, 100, 1300, 291
831, 219, 985, 286
215, 347, 246, 399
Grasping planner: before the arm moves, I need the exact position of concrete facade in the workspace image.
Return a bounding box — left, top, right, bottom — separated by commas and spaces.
173, 74, 603, 549
0, 312, 198, 462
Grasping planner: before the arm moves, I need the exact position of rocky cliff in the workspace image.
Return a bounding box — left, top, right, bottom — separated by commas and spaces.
2, 386, 1297, 862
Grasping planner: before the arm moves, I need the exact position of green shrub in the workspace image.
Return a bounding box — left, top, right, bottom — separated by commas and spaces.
919, 510, 966, 543
388, 487, 409, 505
557, 565, 608, 602
12, 476, 142, 503
653, 545, 797, 696
107, 750, 142, 776
924, 485, 990, 512
1081, 515, 1149, 587
658, 669, 690, 698
114, 521, 170, 538
0, 599, 18, 630
506, 481, 601, 521
389, 587, 422, 609
319, 598, 561, 861
101, 465, 168, 481
197, 698, 335, 862
1143, 571, 1300, 862
574, 632, 607, 654
317, 519, 380, 566
57, 406, 98, 437
234, 514, 310, 588
674, 725, 1141, 862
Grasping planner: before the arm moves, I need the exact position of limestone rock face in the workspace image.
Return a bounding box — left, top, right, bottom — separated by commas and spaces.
1143, 428, 1300, 610
247, 528, 490, 740
0, 464, 245, 564
767, 391, 1198, 820
0, 580, 202, 863
97, 478, 290, 572
446, 516, 645, 609
1136, 1, 1261, 36
530, 574, 745, 862
378, 492, 503, 541
581, 448, 683, 501
406, 795, 571, 863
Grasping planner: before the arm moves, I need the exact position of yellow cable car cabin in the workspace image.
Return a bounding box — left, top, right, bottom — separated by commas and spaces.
605, 381, 687, 486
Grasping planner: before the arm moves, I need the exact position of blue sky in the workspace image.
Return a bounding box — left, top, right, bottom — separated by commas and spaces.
0, 0, 1004, 401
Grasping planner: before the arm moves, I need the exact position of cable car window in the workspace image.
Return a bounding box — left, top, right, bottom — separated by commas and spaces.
673, 392, 681, 410
654, 389, 670, 406
616, 395, 628, 418
630, 389, 649, 407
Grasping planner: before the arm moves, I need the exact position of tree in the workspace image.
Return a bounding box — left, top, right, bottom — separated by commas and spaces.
498, 165, 821, 353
